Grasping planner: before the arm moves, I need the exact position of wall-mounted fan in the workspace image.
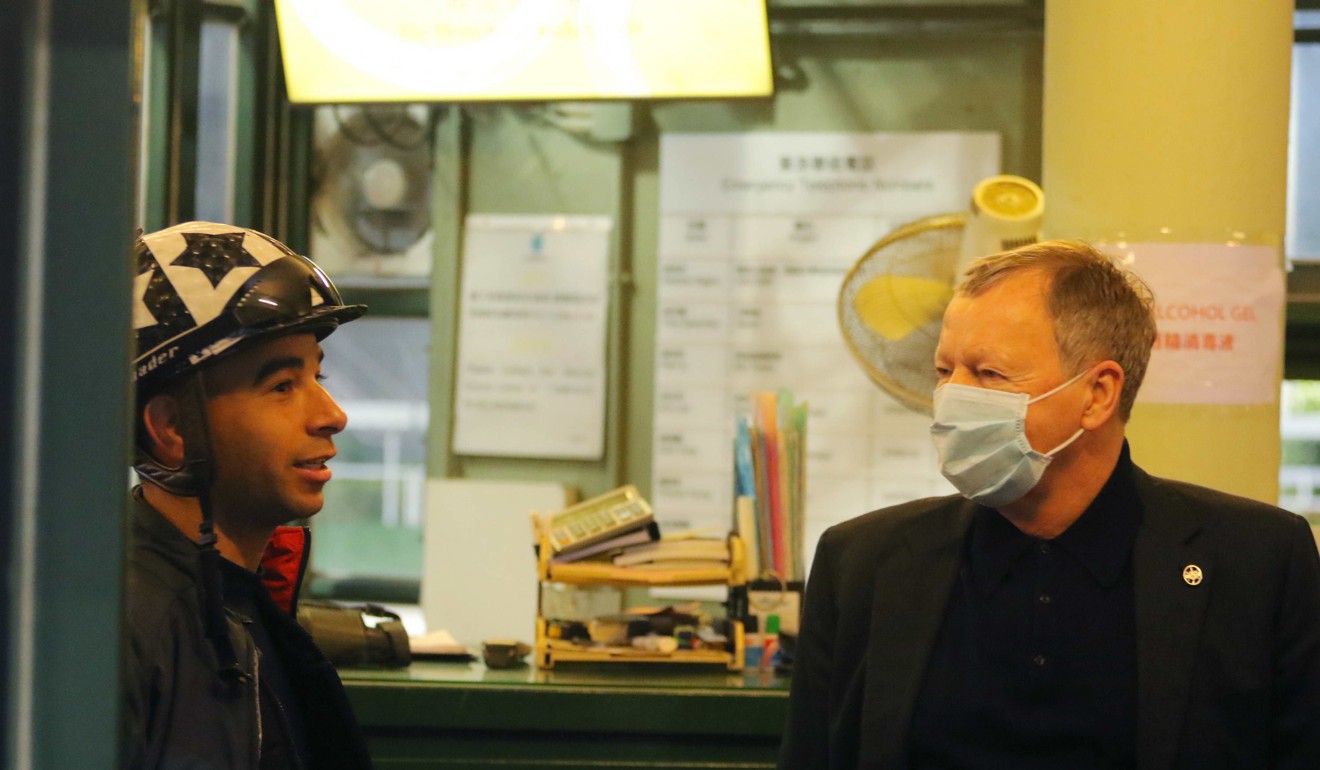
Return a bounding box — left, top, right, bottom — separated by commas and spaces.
838, 175, 1045, 414
309, 105, 436, 279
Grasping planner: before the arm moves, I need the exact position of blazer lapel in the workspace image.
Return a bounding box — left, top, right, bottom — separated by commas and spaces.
1132, 468, 1212, 770
860, 500, 974, 769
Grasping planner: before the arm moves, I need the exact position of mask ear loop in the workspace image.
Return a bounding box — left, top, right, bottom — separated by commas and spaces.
1032, 366, 1095, 457
177, 374, 248, 693
1027, 366, 1092, 405
1044, 426, 1086, 457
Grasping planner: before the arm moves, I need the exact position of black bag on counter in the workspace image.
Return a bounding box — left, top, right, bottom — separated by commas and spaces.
296, 601, 412, 668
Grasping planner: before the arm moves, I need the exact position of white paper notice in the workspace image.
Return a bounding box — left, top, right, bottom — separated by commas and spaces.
653, 132, 1000, 569
453, 214, 611, 459
1108, 242, 1284, 405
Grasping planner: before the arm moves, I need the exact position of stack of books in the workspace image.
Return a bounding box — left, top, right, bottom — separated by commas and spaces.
559, 533, 734, 584
612, 537, 731, 571
538, 487, 741, 586
551, 521, 660, 564
548, 533, 736, 586
542, 485, 660, 564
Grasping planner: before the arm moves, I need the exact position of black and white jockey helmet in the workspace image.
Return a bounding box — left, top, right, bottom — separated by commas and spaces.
132, 221, 365, 494
133, 221, 365, 395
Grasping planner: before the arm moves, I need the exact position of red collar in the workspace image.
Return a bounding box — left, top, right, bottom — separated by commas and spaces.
259, 526, 310, 614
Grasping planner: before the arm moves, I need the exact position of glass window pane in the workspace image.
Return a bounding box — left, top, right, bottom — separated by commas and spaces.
135, 17, 153, 226
314, 317, 431, 587
1289, 41, 1320, 261
1279, 382, 1320, 534
195, 16, 238, 223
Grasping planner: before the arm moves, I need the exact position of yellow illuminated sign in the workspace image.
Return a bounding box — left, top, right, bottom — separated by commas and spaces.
274, 0, 773, 103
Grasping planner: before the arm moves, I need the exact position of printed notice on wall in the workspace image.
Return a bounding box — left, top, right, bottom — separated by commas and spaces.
453, 214, 611, 459
653, 132, 1000, 571
1111, 242, 1284, 405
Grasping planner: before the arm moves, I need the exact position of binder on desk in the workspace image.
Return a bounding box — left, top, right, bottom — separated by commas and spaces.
736, 390, 807, 582
734, 416, 759, 581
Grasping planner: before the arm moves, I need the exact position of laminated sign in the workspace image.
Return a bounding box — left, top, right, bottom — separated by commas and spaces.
1111, 242, 1284, 406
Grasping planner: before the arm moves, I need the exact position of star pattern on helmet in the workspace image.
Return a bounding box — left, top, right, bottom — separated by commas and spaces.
133, 241, 159, 330
132, 271, 156, 330
134, 256, 196, 352
136, 242, 156, 276
171, 232, 260, 289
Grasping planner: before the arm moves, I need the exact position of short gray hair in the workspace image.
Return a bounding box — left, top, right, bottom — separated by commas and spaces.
958, 240, 1157, 421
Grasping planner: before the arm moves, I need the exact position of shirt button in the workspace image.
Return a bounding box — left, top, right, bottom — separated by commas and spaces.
1033, 654, 1047, 667
1038, 593, 1052, 605
1038, 542, 1051, 554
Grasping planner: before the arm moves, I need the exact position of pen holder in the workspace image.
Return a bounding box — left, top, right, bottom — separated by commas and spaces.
744, 574, 804, 639
482, 640, 532, 669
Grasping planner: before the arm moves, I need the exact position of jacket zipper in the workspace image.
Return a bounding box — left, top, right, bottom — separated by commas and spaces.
263, 673, 305, 770
252, 642, 263, 767
249, 630, 306, 770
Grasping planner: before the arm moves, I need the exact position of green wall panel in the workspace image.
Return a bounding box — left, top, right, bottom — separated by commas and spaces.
424, 21, 1044, 503
622, 29, 1044, 499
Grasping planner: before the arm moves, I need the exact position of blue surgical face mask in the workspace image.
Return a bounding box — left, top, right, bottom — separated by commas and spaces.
930, 369, 1089, 508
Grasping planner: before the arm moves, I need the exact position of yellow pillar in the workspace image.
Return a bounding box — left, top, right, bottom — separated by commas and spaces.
1042, 0, 1293, 502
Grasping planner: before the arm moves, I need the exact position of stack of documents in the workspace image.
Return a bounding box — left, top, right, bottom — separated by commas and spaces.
538, 485, 659, 564
408, 629, 475, 661
612, 537, 731, 571
735, 389, 807, 581
548, 531, 738, 586
551, 521, 660, 564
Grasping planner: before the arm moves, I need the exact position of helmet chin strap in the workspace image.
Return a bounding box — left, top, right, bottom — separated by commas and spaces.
174, 374, 247, 691
132, 447, 200, 496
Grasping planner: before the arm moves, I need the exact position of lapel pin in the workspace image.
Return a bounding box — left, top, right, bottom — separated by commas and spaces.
1182, 564, 1203, 586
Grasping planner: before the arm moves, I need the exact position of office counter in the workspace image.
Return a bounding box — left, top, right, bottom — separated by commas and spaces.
339, 661, 790, 769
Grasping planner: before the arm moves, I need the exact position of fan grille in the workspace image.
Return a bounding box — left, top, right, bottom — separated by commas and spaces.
838, 213, 965, 415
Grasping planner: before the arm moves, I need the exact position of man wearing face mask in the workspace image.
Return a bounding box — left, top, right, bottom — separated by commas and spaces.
779, 241, 1320, 769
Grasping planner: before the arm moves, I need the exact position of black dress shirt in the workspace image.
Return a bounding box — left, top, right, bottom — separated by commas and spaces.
908, 446, 1143, 769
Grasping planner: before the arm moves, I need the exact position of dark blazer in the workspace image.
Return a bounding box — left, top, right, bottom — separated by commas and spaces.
779, 465, 1320, 770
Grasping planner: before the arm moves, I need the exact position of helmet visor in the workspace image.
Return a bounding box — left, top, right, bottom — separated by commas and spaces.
230, 254, 345, 329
